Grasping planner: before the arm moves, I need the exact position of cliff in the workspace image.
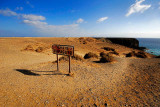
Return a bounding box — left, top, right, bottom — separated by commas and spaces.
95, 38, 140, 49
107, 38, 139, 49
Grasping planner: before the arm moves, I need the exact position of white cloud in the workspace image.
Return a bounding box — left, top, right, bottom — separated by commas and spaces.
15, 7, 23, 11
22, 17, 82, 36
23, 20, 47, 28
22, 14, 45, 21
23, 19, 82, 36
97, 17, 108, 22
0, 9, 45, 21
0, 8, 17, 16
76, 18, 84, 23
0, 8, 87, 36
126, 0, 151, 17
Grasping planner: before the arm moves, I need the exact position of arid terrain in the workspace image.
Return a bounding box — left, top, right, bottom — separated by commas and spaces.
0, 37, 159, 106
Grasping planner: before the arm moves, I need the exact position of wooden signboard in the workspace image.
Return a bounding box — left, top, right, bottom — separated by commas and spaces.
52, 44, 74, 56
52, 44, 74, 75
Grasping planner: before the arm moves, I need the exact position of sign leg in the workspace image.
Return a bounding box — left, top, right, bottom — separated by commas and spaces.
57, 53, 59, 72
69, 55, 71, 74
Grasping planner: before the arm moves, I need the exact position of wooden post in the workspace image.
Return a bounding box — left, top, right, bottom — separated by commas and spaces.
57, 53, 59, 72
69, 55, 71, 74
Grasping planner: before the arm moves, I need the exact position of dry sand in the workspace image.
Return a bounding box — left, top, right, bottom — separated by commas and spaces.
0, 37, 159, 106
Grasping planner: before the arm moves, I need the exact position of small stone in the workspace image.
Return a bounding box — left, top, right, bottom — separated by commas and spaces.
93, 103, 97, 107
104, 103, 107, 107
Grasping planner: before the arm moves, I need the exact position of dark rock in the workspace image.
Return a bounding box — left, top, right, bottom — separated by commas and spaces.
155, 55, 160, 58
138, 47, 147, 50
104, 103, 107, 107
100, 52, 107, 57
93, 103, 97, 107
83, 41, 87, 44
35, 47, 44, 52
84, 52, 98, 59
107, 38, 139, 49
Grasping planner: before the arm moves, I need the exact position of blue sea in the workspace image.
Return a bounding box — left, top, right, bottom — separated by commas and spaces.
137, 38, 160, 56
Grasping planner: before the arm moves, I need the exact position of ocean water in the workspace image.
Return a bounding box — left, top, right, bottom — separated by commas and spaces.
137, 38, 160, 56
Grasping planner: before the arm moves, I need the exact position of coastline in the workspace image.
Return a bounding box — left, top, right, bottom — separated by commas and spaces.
137, 38, 160, 56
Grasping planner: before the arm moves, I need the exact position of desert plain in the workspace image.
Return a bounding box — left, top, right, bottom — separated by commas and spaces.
0, 37, 159, 106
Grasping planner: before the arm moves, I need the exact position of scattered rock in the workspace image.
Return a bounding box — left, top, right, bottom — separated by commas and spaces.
100, 52, 107, 57
35, 47, 44, 52
82, 41, 87, 44
68, 72, 74, 76
93, 103, 97, 107
79, 37, 87, 44
24, 45, 34, 51
104, 103, 107, 107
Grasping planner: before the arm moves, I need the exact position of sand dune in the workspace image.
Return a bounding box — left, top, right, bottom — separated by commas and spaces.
0, 37, 159, 106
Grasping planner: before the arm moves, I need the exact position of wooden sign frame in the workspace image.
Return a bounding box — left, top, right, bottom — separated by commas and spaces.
52, 44, 74, 56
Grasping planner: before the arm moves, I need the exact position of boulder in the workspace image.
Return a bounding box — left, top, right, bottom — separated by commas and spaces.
84, 52, 98, 59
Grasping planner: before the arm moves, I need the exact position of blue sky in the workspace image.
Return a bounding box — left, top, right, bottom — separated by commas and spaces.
0, 0, 160, 37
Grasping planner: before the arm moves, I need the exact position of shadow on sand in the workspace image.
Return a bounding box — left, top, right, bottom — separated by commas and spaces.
93, 61, 106, 63
15, 69, 40, 76
15, 69, 68, 76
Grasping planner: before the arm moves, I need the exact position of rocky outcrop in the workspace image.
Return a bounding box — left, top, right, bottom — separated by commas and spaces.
107, 38, 139, 49
94, 38, 140, 49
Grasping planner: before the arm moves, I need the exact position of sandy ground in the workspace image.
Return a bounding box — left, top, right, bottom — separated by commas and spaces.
0, 37, 159, 106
